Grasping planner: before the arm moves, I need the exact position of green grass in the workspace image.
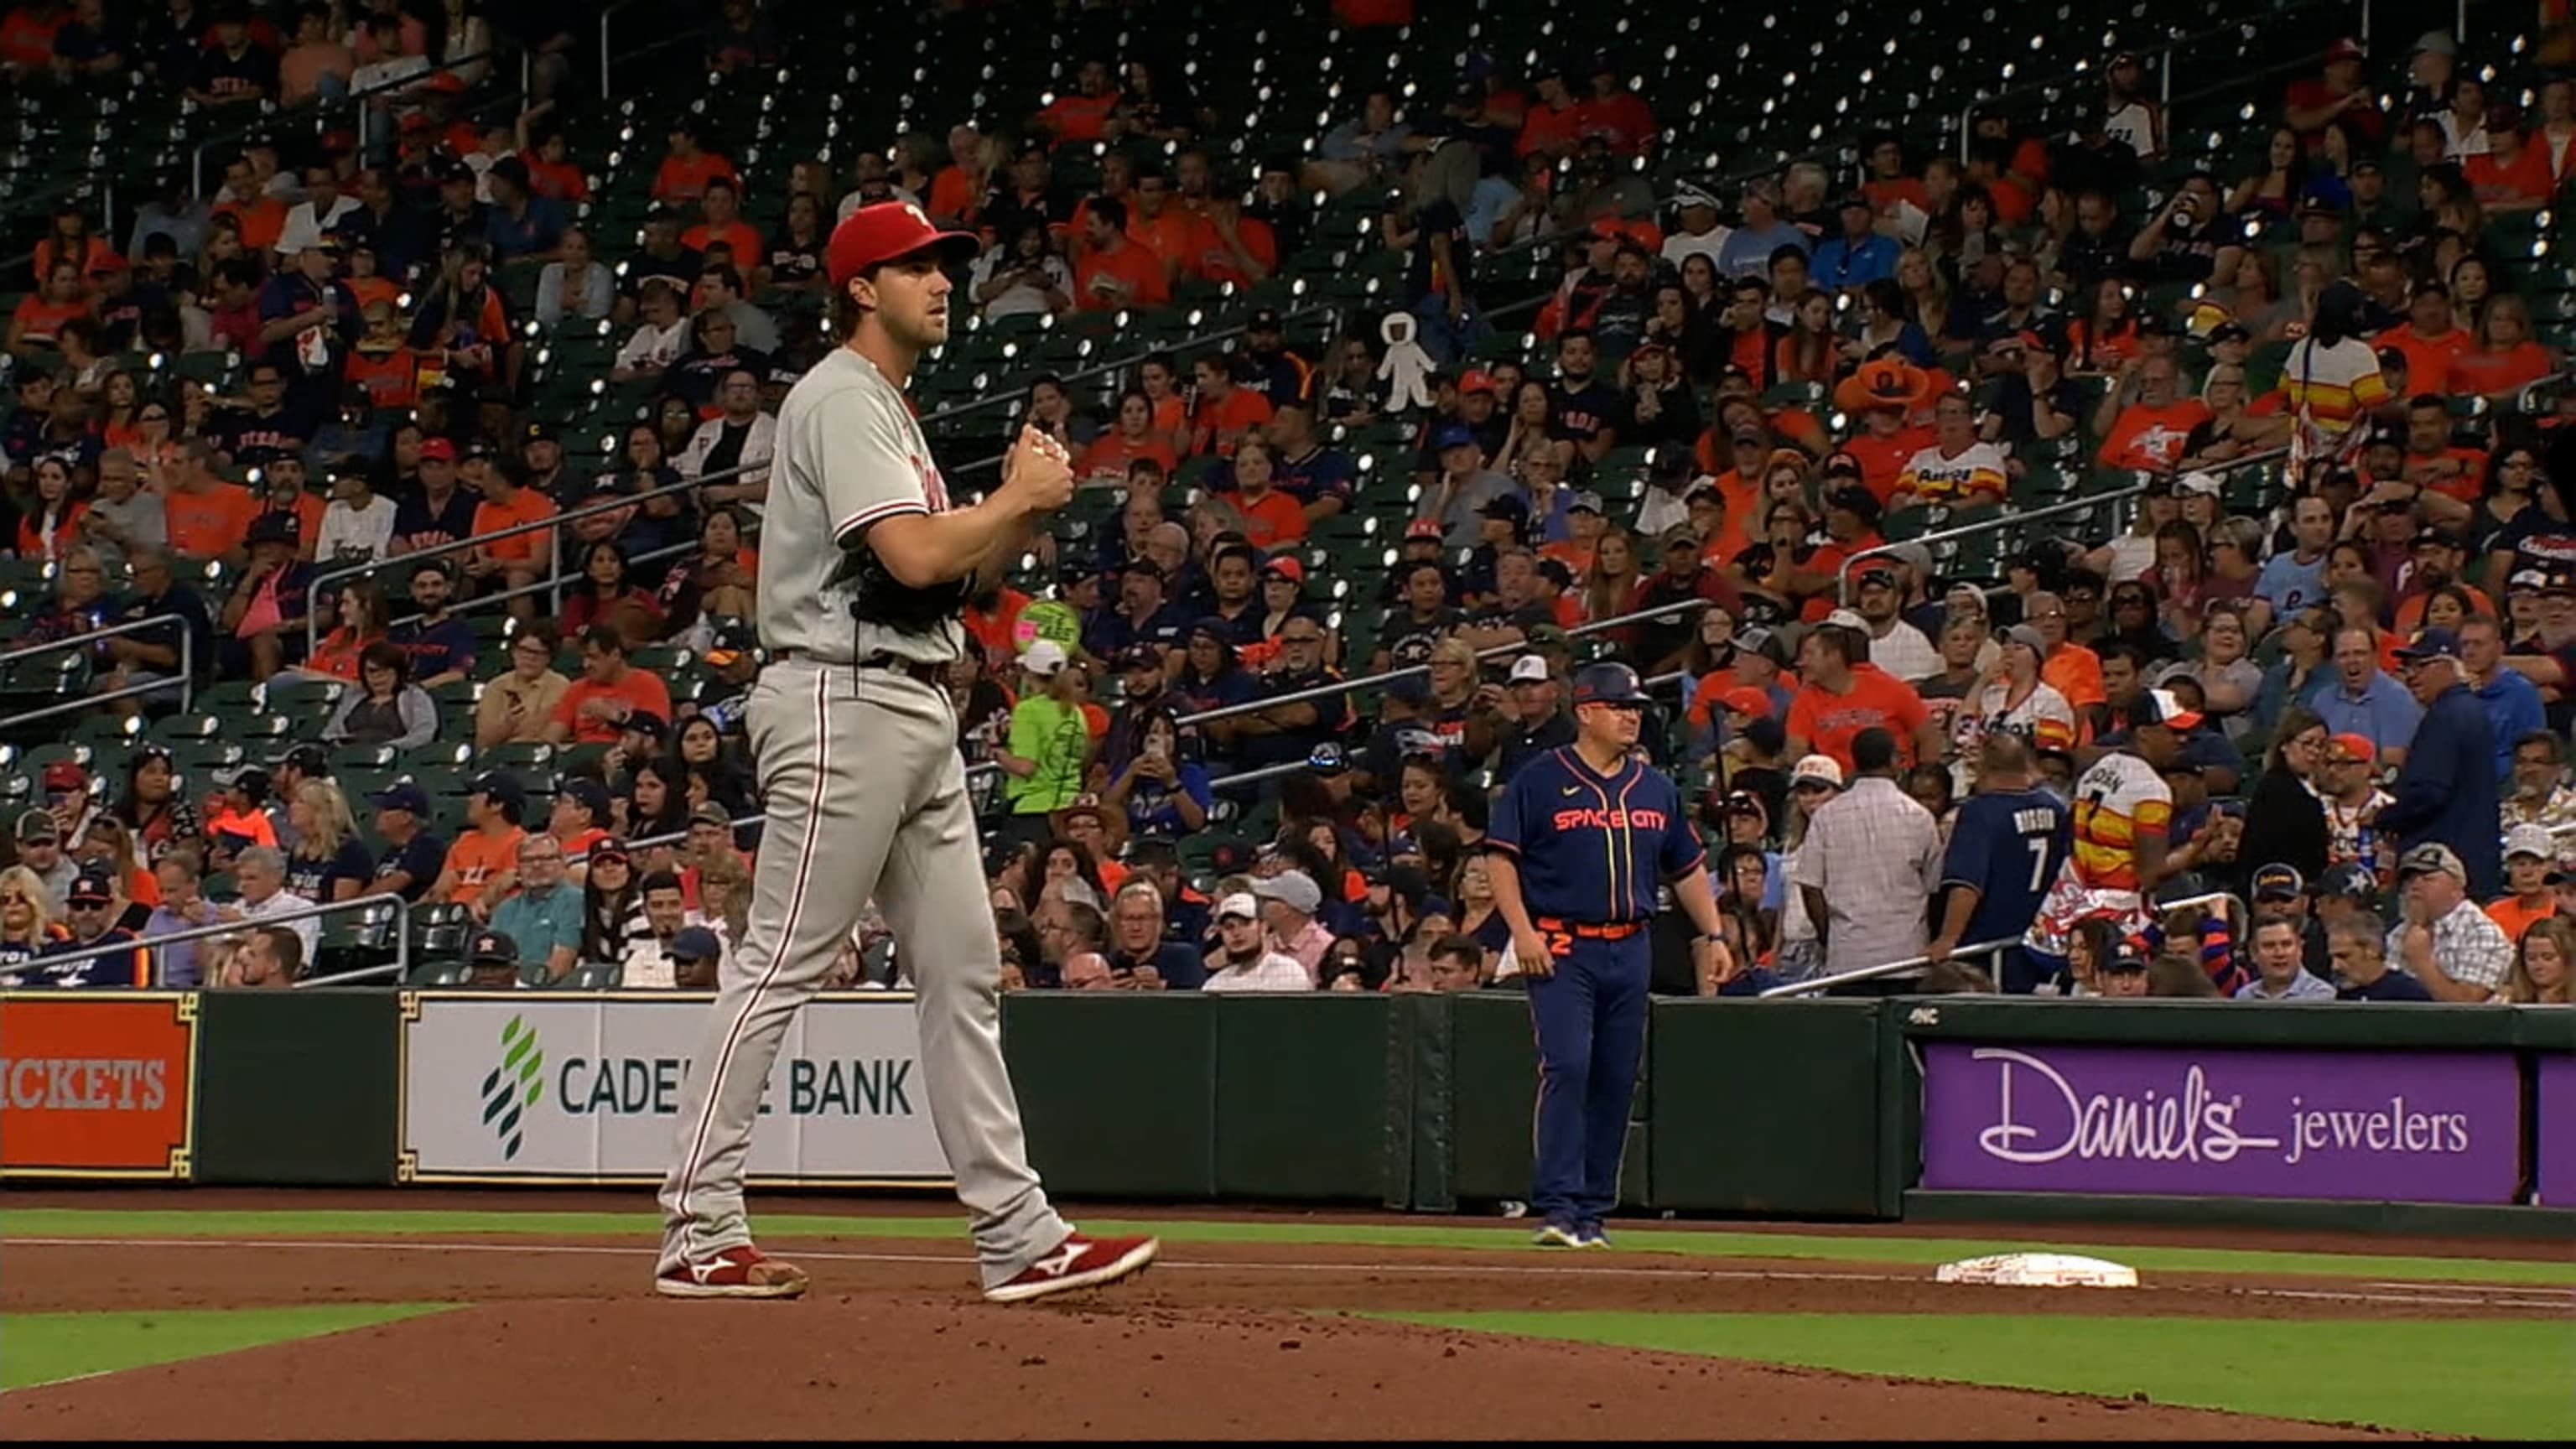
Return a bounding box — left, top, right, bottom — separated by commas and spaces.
1, 1304, 457, 1391
1369, 1311, 2576, 1439
6, 1208, 2573, 1286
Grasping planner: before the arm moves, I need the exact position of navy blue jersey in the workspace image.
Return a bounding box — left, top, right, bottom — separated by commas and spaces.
1941, 787, 2070, 947
1488, 748, 1702, 923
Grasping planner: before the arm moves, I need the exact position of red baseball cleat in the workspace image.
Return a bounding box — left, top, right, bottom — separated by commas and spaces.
982, 1232, 1160, 1304
655, 1244, 811, 1299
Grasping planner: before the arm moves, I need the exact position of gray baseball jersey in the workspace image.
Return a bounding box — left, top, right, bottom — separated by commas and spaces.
660, 341, 1076, 1295
757, 346, 968, 666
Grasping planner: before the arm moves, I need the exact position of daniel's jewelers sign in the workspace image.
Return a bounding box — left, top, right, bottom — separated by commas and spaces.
1919, 1043, 2521, 1203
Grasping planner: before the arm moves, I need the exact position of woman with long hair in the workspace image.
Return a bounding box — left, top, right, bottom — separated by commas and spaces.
2224, 126, 2309, 222
687, 848, 752, 958
321, 641, 439, 750
2478, 444, 2555, 578
562, 540, 667, 644
1846, 276, 1935, 368
74, 814, 158, 917
625, 759, 690, 865
0, 865, 71, 976
115, 748, 202, 868
1582, 528, 1644, 624
96, 370, 148, 452
579, 839, 651, 970
765, 190, 832, 295
654, 393, 700, 460
1311, 334, 1384, 424
1643, 282, 1711, 379
1893, 246, 1950, 343
2506, 915, 2574, 1003
2454, 293, 2555, 402
1075, 388, 1180, 486
2236, 703, 2331, 881
1773, 289, 1837, 386
299, 577, 391, 683
2064, 277, 2142, 375
15, 458, 87, 562
1036, 837, 1110, 910
1491, 379, 1562, 477
408, 242, 517, 397
1712, 844, 1778, 968
285, 780, 373, 903
2151, 519, 2208, 639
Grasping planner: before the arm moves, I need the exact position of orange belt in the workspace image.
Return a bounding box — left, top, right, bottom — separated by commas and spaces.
1535, 917, 1644, 942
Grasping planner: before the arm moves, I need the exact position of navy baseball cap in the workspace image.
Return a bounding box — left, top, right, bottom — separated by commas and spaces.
2315, 863, 2377, 899
669, 926, 722, 963
469, 929, 519, 964
470, 771, 526, 808
371, 781, 430, 813
67, 869, 116, 906
1478, 493, 1531, 522
2251, 863, 2306, 900
558, 776, 610, 820
1434, 423, 1478, 450
2396, 627, 2463, 664
1306, 742, 1349, 775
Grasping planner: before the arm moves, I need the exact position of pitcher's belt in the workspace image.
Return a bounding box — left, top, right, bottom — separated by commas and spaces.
1534, 917, 1644, 941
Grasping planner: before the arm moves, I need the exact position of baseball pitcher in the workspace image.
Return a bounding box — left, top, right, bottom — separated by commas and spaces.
655, 201, 1158, 1303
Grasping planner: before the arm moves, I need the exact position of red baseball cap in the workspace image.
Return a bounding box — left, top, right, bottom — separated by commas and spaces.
42, 761, 86, 792
1405, 517, 1446, 541
827, 200, 980, 288
1717, 686, 1774, 719
418, 437, 456, 462
1457, 369, 1498, 396
1262, 555, 1306, 584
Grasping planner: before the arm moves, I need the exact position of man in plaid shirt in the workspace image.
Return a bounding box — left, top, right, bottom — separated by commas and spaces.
2387, 843, 2512, 1003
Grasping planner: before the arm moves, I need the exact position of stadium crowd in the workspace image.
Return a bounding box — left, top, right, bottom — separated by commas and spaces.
0, 2, 2568, 1009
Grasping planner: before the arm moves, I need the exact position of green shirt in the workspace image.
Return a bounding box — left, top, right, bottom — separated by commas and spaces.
1005, 694, 1090, 815
491, 883, 584, 974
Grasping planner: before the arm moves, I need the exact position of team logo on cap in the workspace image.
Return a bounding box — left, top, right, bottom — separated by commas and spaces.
905, 202, 930, 226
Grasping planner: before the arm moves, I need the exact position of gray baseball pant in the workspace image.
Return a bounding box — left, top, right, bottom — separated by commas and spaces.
657, 659, 1070, 1290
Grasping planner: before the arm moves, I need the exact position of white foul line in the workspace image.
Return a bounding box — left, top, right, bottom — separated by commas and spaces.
2, 1236, 2564, 1311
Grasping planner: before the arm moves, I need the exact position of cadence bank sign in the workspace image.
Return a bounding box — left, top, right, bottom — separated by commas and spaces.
399, 995, 951, 1184
1919, 1043, 2521, 1203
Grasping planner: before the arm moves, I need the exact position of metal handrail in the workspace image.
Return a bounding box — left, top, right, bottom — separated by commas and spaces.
1196, 666, 1690, 795
183, 44, 513, 198
303, 456, 765, 656
1758, 890, 2246, 997
21, 891, 412, 988
1834, 445, 2293, 605
925, 304, 1343, 488
0, 614, 195, 725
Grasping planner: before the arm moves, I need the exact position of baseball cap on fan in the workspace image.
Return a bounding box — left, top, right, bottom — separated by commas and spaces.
826, 201, 981, 288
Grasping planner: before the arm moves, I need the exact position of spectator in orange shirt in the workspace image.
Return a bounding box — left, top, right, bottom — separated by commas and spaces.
212, 154, 287, 257
1515, 63, 1587, 159
1784, 621, 1941, 772
1124, 162, 1208, 281
465, 456, 558, 605
546, 625, 676, 746
2372, 281, 2472, 396
1070, 197, 1169, 312
1831, 359, 1938, 502
2488, 826, 2559, 941
431, 771, 529, 915
650, 117, 738, 205
1187, 353, 1275, 457
927, 122, 998, 229
2023, 589, 2107, 717
5, 257, 89, 353
158, 442, 260, 560
1575, 53, 1656, 156
2449, 293, 2554, 402
2464, 105, 2553, 210
2398, 392, 2490, 503
1034, 57, 1121, 144
679, 175, 762, 262
1076, 390, 1181, 485
1213, 436, 1307, 548
2093, 355, 2212, 473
